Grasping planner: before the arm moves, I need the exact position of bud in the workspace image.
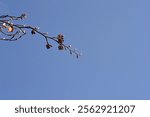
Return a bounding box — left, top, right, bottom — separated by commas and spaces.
31, 29, 36, 34
58, 45, 64, 50
57, 34, 64, 44
21, 13, 27, 19
58, 38, 64, 44
58, 34, 63, 37
46, 43, 52, 49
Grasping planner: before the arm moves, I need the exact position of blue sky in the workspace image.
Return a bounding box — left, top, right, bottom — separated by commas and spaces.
0, 0, 150, 99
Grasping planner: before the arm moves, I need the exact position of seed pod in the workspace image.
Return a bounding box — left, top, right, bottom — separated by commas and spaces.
57, 34, 64, 44
46, 44, 52, 49
31, 29, 36, 34
58, 34, 64, 39
58, 45, 64, 50
58, 38, 64, 44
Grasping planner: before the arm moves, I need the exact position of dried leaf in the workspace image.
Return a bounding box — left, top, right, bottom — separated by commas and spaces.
7, 26, 14, 32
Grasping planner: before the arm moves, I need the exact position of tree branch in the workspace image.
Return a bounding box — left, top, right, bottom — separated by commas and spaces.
0, 13, 82, 58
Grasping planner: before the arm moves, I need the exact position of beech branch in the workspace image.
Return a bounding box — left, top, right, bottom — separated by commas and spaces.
0, 13, 82, 58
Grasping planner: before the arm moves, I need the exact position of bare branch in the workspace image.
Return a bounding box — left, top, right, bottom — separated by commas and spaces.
0, 13, 82, 58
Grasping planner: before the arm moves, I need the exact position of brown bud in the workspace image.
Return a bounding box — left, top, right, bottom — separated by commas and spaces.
57, 34, 64, 44
31, 29, 36, 34
46, 43, 52, 49
58, 45, 64, 50
58, 34, 64, 39
58, 38, 64, 44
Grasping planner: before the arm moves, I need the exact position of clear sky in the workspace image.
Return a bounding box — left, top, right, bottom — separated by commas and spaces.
0, 0, 150, 99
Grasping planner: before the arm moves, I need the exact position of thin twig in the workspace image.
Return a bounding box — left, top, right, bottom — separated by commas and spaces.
0, 13, 82, 58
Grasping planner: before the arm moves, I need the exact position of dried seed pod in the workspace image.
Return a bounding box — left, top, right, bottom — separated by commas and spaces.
58, 45, 64, 50
31, 29, 36, 34
58, 38, 64, 44
57, 34, 64, 44
58, 34, 64, 39
46, 43, 52, 49
21, 13, 27, 19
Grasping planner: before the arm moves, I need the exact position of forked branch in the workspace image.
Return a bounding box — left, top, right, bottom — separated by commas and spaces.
0, 13, 82, 58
